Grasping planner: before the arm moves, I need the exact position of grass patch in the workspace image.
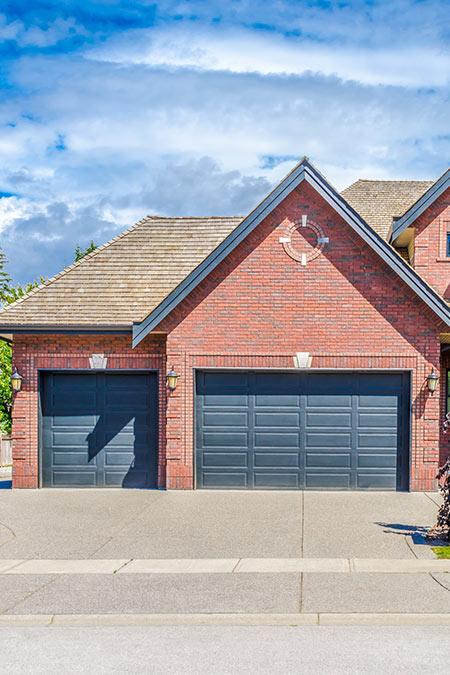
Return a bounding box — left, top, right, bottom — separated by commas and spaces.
432, 546, 450, 558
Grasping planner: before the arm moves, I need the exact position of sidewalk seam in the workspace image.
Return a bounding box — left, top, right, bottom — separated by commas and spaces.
231, 559, 242, 573
113, 559, 133, 574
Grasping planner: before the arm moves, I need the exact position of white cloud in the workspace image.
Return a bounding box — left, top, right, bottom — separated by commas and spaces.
87, 25, 450, 88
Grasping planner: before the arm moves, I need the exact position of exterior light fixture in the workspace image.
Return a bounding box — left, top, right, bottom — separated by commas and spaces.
166, 366, 179, 391
11, 367, 23, 393
427, 369, 439, 394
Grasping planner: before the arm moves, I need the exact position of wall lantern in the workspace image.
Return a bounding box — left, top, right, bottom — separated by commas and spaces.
427, 369, 439, 394
11, 367, 23, 393
166, 366, 179, 391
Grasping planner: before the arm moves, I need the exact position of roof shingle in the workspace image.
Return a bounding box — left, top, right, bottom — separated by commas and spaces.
0, 215, 242, 327
341, 179, 434, 239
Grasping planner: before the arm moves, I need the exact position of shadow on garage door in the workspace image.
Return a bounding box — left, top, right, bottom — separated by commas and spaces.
41, 371, 159, 488
195, 370, 410, 490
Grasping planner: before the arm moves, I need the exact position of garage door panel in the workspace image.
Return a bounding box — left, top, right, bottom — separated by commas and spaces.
358, 433, 397, 448
202, 451, 249, 468
255, 394, 300, 407
254, 412, 299, 427
202, 432, 248, 447
254, 372, 300, 391
305, 452, 351, 468
51, 390, 96, 409
203, 394, 249, 407
196, 371, 409, 490
202, 371, 249, 389
42, 372, 158, 488
305, 473, 351, 489
254, 452, 300, 467
254, 432, 299, 447
306, 413, 351, 428
357, 473, 396, 488
203, 411, 249, 427
52, 451, 90, 466
51, 415, 96, 427
358, 372, 404, 391
51, 431, 90, 447
52, 471, 97, 487
358, 413, 397, 428
306, 395, 352, 407
254, 472, 299, 488
202, 472, 248, 488
357, 453, 397, 468
306, 433, 351, 448
358, 395, 398, 408
104, 450, 134, 466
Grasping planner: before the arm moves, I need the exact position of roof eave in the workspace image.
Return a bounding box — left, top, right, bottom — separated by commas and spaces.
0, 324, 132, 334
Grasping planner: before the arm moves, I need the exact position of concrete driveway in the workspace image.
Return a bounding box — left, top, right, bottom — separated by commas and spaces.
0, 489, 449, 618
0, 489, 442, 560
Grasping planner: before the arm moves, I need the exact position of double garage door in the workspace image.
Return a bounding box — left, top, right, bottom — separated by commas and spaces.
41, 369, 410, 490
41, 372, 158, 488
196, 370, 410, 490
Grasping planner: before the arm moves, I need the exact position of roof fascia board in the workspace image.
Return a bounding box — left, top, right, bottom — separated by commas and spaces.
391, 168, 450, 241
133, 159, 450, 346
132, 163, 307, 346
0, 326, 132, 334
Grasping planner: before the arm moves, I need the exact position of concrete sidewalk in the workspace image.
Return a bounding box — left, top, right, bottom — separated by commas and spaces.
2, 557, 450, 574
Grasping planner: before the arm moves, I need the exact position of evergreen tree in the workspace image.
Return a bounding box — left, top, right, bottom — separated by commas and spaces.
74, 240, 97, 262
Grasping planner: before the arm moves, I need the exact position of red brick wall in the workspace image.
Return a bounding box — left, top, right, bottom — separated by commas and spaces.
11, 334, 166, 488
440, 351, 450, 467
160, 181, 444, 490
413, 185, 450, 297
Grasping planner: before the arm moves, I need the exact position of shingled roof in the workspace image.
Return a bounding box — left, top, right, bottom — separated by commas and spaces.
341, 180, 434, 240
0, 216, 242, 328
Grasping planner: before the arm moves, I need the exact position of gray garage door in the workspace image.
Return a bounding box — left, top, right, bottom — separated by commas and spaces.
196, 371, 410, 490
41, 372, 158, 488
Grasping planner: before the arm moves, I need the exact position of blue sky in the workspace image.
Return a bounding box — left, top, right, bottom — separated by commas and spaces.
1, 0, 450, 283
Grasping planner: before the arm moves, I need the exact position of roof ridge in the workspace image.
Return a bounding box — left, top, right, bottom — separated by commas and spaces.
346, 179, 434, 184
0, 215, 154, 313
145, 215, 243, 221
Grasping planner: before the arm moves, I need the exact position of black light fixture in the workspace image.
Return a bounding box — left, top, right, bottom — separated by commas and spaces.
427, 368, 439, 394
166, 366, 179, 391
11, 367, 23, 393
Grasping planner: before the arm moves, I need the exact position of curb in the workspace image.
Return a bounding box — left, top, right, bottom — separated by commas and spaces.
1, 613, 450, 627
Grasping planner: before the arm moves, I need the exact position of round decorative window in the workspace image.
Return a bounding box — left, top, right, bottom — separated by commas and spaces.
280, 215, 329, 265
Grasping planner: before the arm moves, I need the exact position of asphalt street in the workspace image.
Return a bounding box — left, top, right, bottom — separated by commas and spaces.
0, 625, 447, 674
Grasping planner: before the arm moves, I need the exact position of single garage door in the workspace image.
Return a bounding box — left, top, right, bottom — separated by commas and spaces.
41, 372, 158, 488
196, 371, 410, 490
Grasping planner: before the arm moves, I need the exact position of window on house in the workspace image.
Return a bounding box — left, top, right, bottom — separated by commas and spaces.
447, 233, 450, 257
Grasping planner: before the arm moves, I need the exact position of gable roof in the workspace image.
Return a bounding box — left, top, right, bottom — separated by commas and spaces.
132, 158, 450, 346
391, 167, 450, 241
0, 215, 242, 330
341, 179, 434, 240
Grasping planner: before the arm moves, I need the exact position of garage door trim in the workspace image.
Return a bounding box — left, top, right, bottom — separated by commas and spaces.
194, 368, 412, 491
38, 369, 160, 488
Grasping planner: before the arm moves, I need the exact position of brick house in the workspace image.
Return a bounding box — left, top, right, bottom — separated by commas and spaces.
2, 158, 450, 491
